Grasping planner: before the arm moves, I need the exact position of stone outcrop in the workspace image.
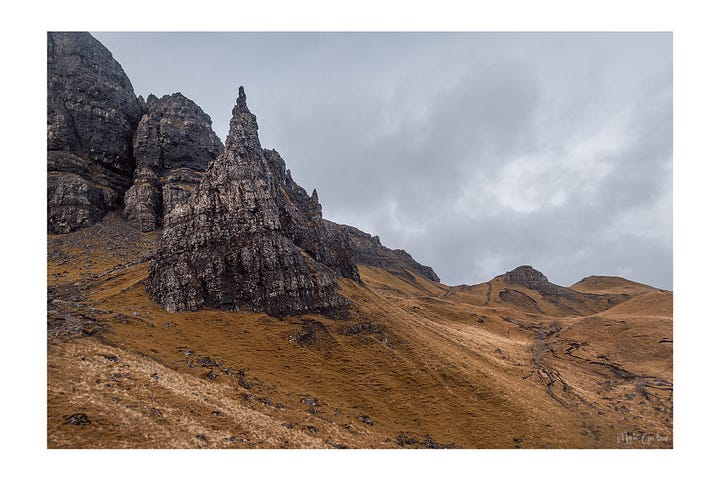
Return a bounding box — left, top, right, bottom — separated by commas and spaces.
47, 32, 142, 233
325, 221, 440, 283
48, 32, 444, 317
124, 93, 224, 231
147, 87, 360, 316
499, 265, 629, 313
501, 265, 556, 294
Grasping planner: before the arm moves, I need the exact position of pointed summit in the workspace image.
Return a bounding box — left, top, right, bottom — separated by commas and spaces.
234, 85, 248, 110
148, 86, 360, 316
308, 188, 322, 218
225, 86, 261, 155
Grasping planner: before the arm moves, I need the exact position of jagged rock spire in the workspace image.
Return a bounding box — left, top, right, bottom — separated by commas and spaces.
225, 86, 262, 156
147, 86, 360, 316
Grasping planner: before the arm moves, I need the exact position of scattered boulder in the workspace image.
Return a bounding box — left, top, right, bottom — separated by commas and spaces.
396, 432, 418, 447
358, 415, 374, 425
300, 396, 320, 406
196, 356, 222, 368
324, 221, 440, 282
64, 413, 91, 426
289, 320, 333, 345
342, 321, 383, 336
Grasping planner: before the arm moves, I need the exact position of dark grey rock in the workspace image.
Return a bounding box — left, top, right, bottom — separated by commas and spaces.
358, 415, 374, 425
124, 93, 223, 231
396, 432, 417, 447
64, 413, 91, 426
300, 396, 320, 406
342, 321, 383, 336
147, 87, 360, 317
196, 356, 222, 368
502, 265, 554, 292
289, 319, 332, 345
324, 221, 440, 282
47, 32, 142, 233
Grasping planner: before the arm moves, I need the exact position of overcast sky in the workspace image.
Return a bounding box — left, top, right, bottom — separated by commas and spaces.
93, 32, 672, 289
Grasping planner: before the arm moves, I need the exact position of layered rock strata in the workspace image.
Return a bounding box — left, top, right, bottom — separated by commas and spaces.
147, 88, 360, 316
47, 32, 142, 233
325, 221, 440, 283
124, 93, 224, 231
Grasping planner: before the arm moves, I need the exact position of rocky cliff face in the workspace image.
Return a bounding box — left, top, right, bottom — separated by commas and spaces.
147, 88, 360, 316
47, 32, 142, 233
501, 265, 555, 293
124, 93, 224, 231
325, 221, 440, 283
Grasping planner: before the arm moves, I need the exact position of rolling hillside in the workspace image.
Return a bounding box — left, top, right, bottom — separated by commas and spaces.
47, 213, 672, 448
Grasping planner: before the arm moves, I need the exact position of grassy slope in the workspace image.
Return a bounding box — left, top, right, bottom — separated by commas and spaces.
47, 214, 673, 448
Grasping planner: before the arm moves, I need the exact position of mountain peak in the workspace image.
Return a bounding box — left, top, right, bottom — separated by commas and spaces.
225, 86, 260, 154
148, 87, 360, 316
504, 265, 548, 281
501, 265, 552, 291
235, 85, 248, 107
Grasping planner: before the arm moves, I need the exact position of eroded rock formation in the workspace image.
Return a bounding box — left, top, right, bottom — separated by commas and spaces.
325, 221, 440, 282
502, 265, 556, 293
124, 93, 224, 231
47, 32, 142, 233
147, 88, 360, 316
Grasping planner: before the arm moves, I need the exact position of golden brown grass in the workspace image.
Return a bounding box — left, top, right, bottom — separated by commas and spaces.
47, 215, 672, 448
